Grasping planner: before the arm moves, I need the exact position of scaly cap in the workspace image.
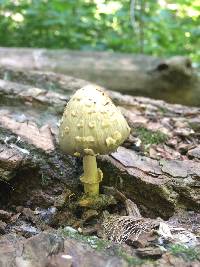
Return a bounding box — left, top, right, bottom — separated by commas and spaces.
59, 85, 130, 156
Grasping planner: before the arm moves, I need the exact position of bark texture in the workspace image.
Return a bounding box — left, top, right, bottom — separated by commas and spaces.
0, 68, 199, 267
0, 68, 199, 217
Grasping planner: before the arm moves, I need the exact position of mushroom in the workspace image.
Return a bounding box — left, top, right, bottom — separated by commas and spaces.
59, 85, 130, 197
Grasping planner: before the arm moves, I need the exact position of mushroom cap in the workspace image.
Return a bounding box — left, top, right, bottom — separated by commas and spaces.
59, 85, 130, 156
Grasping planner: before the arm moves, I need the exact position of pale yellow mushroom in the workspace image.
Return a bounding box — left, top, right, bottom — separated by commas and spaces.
59, 85, 130, 197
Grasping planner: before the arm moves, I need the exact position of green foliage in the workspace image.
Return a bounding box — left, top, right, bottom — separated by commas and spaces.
0, 0, 199, 61
135, 127, 168, 145
169, 244, 200, 262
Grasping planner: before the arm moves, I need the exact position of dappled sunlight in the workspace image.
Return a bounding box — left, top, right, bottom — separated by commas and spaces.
159, 0, 200, 18
94, 0, 122, 14
11, 13, 24, 22
0, 0, 198, 61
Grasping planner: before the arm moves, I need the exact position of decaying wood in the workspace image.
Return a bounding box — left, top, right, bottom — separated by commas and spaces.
0, 68, 200, 267
0, 66, 88, 93
0, 48, 199, 106
0, 231, 128, 267
0, 69, 199, 219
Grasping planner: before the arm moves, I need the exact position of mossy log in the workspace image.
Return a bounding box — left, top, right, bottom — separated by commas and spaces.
0, 48, 199, 106
0, 67, 199, 219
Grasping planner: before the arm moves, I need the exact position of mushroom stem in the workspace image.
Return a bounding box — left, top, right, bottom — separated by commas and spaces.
80, 155, 103, 196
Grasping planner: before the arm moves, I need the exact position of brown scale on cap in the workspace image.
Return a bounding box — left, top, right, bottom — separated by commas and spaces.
71, 111, 76, 117
88, 122, 95, 128
64, 127, 69, 134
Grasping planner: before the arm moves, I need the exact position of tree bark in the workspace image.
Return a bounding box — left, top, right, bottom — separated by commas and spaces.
0, 68, 199, 219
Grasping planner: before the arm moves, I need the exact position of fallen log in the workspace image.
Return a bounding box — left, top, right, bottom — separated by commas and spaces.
0, 69, 199, 219
0, 69, 200, 267
0, 48, 199, 106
